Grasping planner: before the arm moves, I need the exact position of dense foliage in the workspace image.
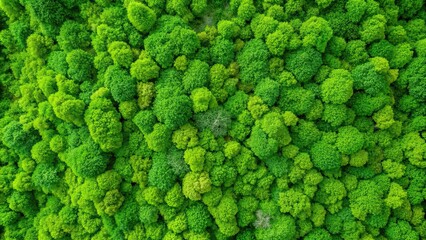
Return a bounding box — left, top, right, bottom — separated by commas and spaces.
0, 0, 426, 239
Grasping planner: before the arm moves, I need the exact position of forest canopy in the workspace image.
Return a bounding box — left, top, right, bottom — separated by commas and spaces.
0, 0, 426, 239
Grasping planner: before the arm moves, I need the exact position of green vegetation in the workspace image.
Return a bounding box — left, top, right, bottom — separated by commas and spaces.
0, 0, 426, 239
